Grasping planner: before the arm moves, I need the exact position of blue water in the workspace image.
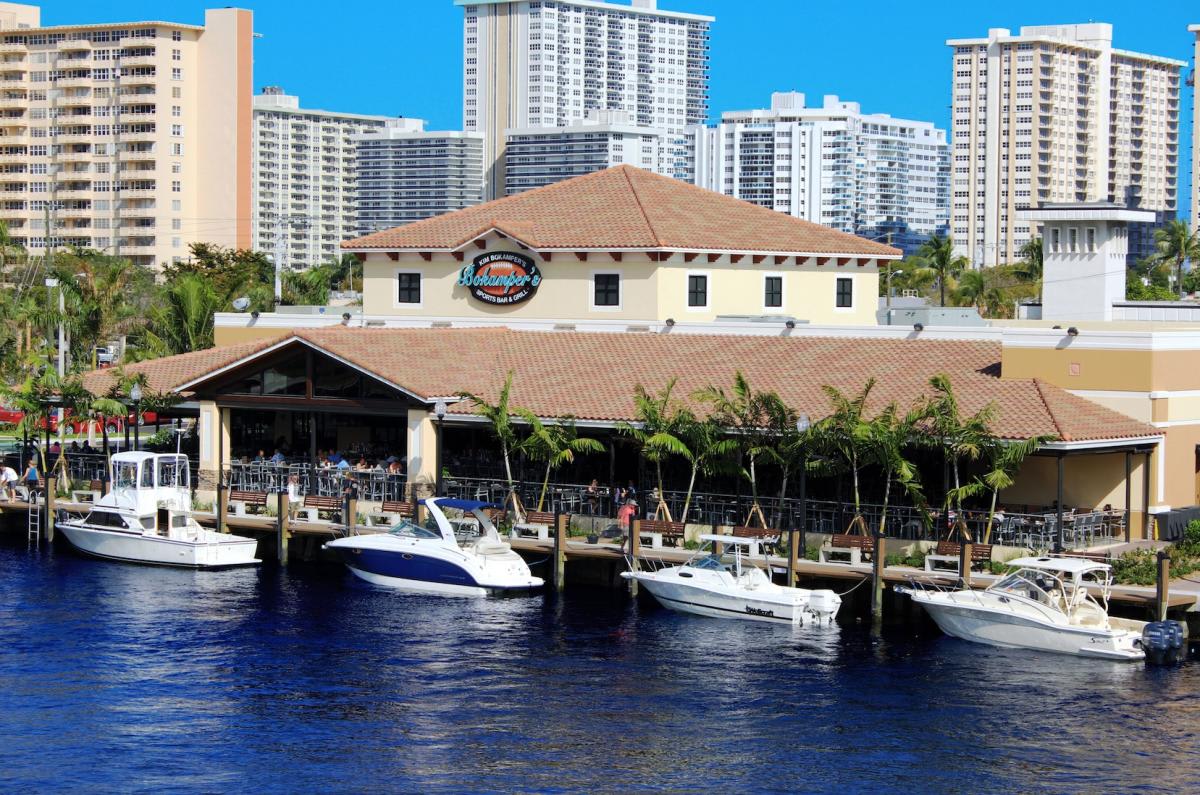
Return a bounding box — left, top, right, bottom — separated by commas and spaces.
1, 538, 1198, 794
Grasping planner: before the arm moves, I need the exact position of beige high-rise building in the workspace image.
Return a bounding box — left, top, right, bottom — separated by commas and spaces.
0, 3, 253, 270
1191, 25, 1199, 234
947, 24, 1184, 267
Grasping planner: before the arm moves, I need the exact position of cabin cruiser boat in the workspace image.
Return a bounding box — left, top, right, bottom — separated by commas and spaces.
898, 556, 1146, 661
323, 498, 543, 596
621, 534, 842, 624
57, 452, 260, 568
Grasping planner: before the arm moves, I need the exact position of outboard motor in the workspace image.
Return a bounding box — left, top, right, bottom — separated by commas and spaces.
1141, 621, 1186, 665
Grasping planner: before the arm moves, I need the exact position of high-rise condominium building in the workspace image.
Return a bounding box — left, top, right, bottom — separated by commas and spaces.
0, 3, 253, 270
687, 93, 950, 255
504, 110, 665, 195
1191, 25, 1199, 234
252, 87, 405, 270
947, 24, 1183, 267
353, 120, 485, 232
457, 0, 713, 199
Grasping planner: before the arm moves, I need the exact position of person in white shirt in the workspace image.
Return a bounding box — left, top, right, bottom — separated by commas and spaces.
0, 465, 17, 501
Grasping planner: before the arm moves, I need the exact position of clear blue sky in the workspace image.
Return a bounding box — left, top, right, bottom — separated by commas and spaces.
45, 0, 1199, 209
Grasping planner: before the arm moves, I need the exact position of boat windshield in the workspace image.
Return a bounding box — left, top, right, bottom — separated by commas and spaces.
990, 568, 1064, 611
387, 520, 441, 540
113, 461, 139, 490
687, 555, 726, 572
157, 457, 189, 489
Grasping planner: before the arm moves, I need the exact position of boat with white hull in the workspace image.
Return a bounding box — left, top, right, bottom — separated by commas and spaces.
898, 556, 1146, 661
56, 452, 260, 568
324, 498, 543, 597
622, 534, 842, 625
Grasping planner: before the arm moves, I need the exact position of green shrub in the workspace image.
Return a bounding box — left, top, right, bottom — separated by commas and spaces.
804, 544, 820, 561
1111, 549, 1158, 586
1181, 520, 1200, 554
683, 539, 700, 550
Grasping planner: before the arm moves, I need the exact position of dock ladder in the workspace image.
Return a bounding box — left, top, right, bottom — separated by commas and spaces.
26, 500, 41, 545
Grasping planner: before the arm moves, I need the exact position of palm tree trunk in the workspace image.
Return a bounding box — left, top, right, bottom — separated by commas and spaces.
879, 474, 891, 537
655, 459, 664, 503
682, 462, 698, 522
776, 470, 788, 530
984, 486, 999, 544
537, 461, 551, 513
851, 451, 860, 513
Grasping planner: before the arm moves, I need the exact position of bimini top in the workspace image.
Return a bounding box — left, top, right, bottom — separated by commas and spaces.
421, 497, 500, 512
1005, 556, 1111, 575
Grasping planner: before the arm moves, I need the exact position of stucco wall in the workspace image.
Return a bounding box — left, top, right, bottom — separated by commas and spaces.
1002, 452, 1151, 538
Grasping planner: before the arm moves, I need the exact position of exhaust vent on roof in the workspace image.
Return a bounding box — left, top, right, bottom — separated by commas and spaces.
553, 323, 577, 331
626, 325, 651, 333
431, 321, 453, 328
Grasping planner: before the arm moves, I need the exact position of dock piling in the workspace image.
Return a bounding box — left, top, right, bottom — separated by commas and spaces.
959, 542, 973, 589
787, 527, 799, 587
1156, 549, 1170, 622
277, 490, 290, 565
628, 518, 641, 595
552, 512, 567, 592
216, 483, 228, 535
871, 534, 886, 619
44, 477, 55, 543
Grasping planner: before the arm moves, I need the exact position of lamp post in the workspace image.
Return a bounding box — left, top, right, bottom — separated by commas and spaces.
790, 413, 811, 588
130, 383, 142, 451
433, 398, 447, 498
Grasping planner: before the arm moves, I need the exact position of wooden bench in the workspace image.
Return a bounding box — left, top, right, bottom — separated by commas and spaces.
71, 479, 104, 504
638, 519, 686, 549
228, 490, 269, 517
925, 540, 994, 573
511, 510, 556, 541
819, 533, 875, 565
732, 526, 781, 556
365, 500, 414, 527
299, 494, 342, 523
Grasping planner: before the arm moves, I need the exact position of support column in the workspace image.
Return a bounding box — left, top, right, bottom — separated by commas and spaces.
308, 411, 317, 495
216, 482, 229, 535
197, 400, 223, 503
1124, 451, 1133, 545
1156, 549, 1170, 622
1055, 453, 1065, 552
1143, 452, 1152, 540
406, 408, 437, 502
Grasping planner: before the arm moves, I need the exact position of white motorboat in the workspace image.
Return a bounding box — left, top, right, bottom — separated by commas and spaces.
898, 556, 1147, 661
621, 534, 842, 624
57, 452, 260, 568
323, 498, 544, 597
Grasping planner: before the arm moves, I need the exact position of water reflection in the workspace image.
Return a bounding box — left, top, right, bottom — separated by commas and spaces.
0, 539, 1196, 792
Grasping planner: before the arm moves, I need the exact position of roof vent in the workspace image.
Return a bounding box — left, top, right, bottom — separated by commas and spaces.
431, 321, 453, 328
626, 324, 651, 333
553, 323, 577, 331
364, 320, 386, 327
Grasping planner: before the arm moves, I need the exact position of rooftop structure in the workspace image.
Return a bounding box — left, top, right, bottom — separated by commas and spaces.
458, 0, 713, 198
688, 93, 950, 256
947, 24, 1184, 267
251, 87, 405, 270
0, 3, 254, 269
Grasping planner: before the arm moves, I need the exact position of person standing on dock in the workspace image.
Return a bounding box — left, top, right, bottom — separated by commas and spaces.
22, 459, 39, 503
1, 463, 17, 502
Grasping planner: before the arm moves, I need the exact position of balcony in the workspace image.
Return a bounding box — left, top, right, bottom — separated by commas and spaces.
118, 148, 155, 162
118, 55, 156, 68
54, 77, 93, 89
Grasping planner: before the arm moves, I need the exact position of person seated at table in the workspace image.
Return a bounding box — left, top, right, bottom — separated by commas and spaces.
270, 449, 286, 464
252, 449, 266, 463
69, 440, 80, 454
354, 456, 370, 472
80, 440, 93, 455
586, 479, 600, 513
385, 459, 403, 476
336, 455, 351, 471
239, 454, 251, 465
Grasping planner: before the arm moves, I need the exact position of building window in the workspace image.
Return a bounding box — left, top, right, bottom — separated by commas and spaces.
764, 275, 782, 308
1068, 227, 1078, 253
836, 277, 853, 308
593, 273, 619, 307
1085, 227, 1096, 253
687, 274, 707, 307
1050, 227, 1061, 253
396, 272, 420, 304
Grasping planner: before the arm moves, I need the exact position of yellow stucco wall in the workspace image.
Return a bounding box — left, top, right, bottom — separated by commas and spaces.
1001, 346, 1200, 393
1002, 452, 1152, 538
360, 237, 881, 325
214, 326, 290, 347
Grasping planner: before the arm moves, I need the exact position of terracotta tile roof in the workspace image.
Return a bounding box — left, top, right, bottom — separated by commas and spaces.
80, 338, 279, 398
343, 165, 902, 258
124, 327, 1158, 445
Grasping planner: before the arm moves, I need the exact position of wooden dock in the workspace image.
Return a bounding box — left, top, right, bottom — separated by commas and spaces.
2, 498, 1192, 611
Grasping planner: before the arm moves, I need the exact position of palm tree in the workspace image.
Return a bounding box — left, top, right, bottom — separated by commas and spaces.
809, 379, 876, 533
1152, 220, 1200, 298
954, 269, 985, 308
145, 273, 221, 355
617, 380, 691, 510
913, 233, 969, 308
516, 411, 604, 512
863, 402, 927, 537
1015, 237, 1043, 283
56, 252, 146, 367
461, 371, 525, 519
981, 435, 1051, 543
696, 372, 775, 525
0, 352, 62, 482
929, 374, 997, 541
675, 412, 738, 523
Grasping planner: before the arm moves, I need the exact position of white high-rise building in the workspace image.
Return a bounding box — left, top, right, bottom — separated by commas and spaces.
687, 93, 949, 255
353, 121, 485, 232
252, 87, 405, 269
504, 110, 665, 195
0, 3, 254, 270
947, 24, 1184, 267
1190, 24, 1199, 234
457, 0, 713, 199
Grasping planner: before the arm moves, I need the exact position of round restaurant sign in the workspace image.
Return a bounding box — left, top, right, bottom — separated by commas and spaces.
457, 251, 542, 306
